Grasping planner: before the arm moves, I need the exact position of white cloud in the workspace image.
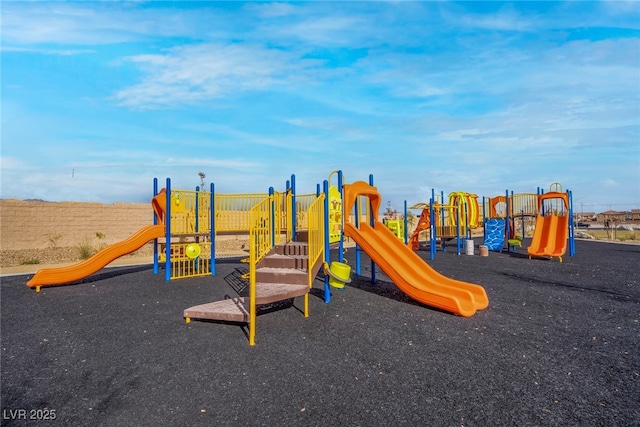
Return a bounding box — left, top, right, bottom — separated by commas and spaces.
113, 43, 314, 108
2, 1, 638, 209
0, 46, 95, 56
601, 0, 640, 16
247, 2, 301, 19
0, 2, 223, 46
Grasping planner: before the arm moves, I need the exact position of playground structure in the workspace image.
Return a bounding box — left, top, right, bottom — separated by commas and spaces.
26, 171, 490, 345
482, 191, 539, 252
483, 183, 575, 261
406, 191, 481, 258
399, 182, 575, 262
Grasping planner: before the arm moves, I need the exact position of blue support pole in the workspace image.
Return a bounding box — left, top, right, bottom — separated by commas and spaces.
568, 189, 575, 256
194, 186, 201, 273
210, 182, 216, 276
404, 200, 408, 245
440, 190, 446, 252
355, 194, 361, 276
505, 189, 510, 252
369, 174, 376, 284
165, 178, 171, 282
482, 196, 487, 245
153, 178, 159, 275
338, 170, 344, 263
430, 189, 436, 261
195, 186, 200, 233
323, 180, 331, 303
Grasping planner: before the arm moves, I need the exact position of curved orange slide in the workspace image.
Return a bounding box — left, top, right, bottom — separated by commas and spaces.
342, 181, 488, 317
27, 225, 165, 291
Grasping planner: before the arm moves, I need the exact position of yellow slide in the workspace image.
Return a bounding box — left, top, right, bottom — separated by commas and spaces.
27, 225, 165, 291
343, 182, 488, 317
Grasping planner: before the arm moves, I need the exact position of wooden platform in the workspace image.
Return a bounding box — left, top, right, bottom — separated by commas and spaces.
184, 297, 249, 323
183, 282, 309, 323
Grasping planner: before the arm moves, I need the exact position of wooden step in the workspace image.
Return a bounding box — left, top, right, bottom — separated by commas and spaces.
261, 253, 308, 269
183, 283, 308, 323
256, 267, 308, 285
274, 242, 308, 256
184, 297, 249, 323
255, 282, 308, 304
184, 241, 315, 327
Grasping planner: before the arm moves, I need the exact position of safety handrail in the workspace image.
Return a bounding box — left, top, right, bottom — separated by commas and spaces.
214, 193, 269, 233
306, 194, 325, 290
248, 195, 273, 346
293, 193, 318, 231
247, 190, 293, 345
168, 189, 213, 235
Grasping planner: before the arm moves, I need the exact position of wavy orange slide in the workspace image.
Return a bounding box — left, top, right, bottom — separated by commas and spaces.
27, 224, 165, 291
344, 220, 489, 317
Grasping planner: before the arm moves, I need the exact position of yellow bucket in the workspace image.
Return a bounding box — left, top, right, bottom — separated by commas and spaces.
328, 261, 352, 289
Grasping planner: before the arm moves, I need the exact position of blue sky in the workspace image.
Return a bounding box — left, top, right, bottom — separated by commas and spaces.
1, 1, 639, 214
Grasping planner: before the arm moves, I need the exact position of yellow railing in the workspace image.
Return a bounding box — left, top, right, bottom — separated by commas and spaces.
247, 192, 292, 345
272, 191, 289, 243
162, 189, 214, 280
245, 191, 325, 345
214, 193, 268, 232
169, 242, 212, 279
511, 193, 539, 216
293, 193, 318, 230
170, 189, 212, 235
248, 195, 271, 346
306, 194, 325, 292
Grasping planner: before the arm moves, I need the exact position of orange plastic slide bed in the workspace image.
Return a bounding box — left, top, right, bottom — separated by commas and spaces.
27, 224, 164, 291
342, 181, 488, 317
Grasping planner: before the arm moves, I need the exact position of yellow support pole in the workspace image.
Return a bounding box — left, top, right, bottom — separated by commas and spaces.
249, 232, 257, 346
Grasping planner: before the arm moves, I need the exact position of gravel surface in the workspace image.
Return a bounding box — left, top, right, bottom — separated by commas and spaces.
1, 239, 638, 426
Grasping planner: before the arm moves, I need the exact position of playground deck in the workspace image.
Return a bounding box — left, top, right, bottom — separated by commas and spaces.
1, 239, 638, 426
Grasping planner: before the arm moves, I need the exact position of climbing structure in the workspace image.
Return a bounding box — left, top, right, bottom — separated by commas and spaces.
183, 186, 326, 346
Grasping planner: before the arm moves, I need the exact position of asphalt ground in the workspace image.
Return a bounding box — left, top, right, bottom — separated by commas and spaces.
1, 239, 638, 426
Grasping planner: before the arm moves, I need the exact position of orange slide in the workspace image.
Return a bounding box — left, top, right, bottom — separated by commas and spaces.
27, 225, 165, 291
27, 190, 167, 291
408, 204, 430, 250
526, 192, 569, 262
343, 182, 488, 317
